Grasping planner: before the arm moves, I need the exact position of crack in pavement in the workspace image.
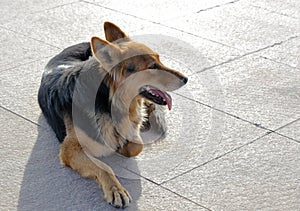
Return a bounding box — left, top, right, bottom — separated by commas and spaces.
197, 0, 240, 13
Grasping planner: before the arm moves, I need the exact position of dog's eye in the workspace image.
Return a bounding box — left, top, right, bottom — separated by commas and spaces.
149, 63, 158, 69
126, 66, 135, 73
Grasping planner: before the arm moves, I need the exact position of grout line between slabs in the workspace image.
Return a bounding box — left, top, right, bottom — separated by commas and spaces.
82, 0, 160, 23
0, 25, 61, 50
274, 131, 300, 144
120, 168, 212, 210
0, 56, 53, 73
160, 131, 272, 185
0, 105, 41, 127
30, 0, 81, 14
273, 118, 300, 144
188, 35, 299, 76
272, 117, 300, 131
259, 56, 300, 71
173, 92, 271, 131
160, 185, 213, 211
174, 92, 300, 144
250, 4, 300, 20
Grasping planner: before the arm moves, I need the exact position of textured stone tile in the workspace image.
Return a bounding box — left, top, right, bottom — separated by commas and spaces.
2, 1, 156, 48
0, 0, 77, 24
256, 36, 300, 69
245, 0, 300, 19
163, 133, 300, 210
277, 119, 300, 142
162, 2, 300, 52
0, 108, 38, 210
87, 0, 237, 23
0, 28, 58, 72
185, 55, 300, 130
102, 94, 265, 184
128, 181, 205, 211
0, 59, 48, 125
131, 25, 244, 75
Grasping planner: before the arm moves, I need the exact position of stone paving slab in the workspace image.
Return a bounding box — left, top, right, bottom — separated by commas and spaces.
1, 1, 158, 49
86, 0, 237, 23
255, 36, 300, 69
162, 1, 300, 52
184, 54, 300, 130
0, 28, 58, 72
0, 108, 37, 210
0, 0, 78, 25
162, 133, 300, 210
0, 59, 48, 125
243, 0, 300, 19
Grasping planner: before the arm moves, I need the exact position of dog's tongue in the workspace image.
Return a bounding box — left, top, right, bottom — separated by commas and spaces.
150, 88, 172, 110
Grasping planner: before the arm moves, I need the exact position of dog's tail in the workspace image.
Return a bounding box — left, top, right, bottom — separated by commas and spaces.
45, 42, 92, 70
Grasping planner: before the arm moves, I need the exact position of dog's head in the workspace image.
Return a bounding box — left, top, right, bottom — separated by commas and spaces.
91, 22, 188, 110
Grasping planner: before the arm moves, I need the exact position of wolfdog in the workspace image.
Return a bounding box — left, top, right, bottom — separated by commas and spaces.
38, 22, 187, 208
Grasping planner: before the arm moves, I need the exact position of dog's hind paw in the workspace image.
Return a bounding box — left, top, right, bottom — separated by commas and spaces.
105, 186, 132, 208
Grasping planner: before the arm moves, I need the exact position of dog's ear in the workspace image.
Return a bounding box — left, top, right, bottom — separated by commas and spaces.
104, 21, 128, 42
91, 36, 121, 71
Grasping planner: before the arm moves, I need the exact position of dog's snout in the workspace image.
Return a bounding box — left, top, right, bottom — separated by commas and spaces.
181, 77, 188, 84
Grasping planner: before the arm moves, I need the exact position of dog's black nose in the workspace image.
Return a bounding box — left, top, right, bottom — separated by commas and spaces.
181, 77, 188, 84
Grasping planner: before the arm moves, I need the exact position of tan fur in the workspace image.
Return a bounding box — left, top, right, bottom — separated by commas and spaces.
73, 126, 114, 158
117, 141, 143, 157
60, 115, 131, 208
116, 96, 144, 157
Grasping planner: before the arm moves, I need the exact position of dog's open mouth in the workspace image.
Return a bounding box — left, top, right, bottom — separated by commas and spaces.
139, 85, 172, 110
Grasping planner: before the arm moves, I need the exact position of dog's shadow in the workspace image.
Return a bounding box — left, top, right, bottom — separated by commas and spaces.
17, 115, 142, 211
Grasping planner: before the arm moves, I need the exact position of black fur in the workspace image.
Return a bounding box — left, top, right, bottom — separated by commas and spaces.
38, 42, 110, 142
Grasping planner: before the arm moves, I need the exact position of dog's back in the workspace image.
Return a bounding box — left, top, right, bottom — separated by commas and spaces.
38, 42, 93, 141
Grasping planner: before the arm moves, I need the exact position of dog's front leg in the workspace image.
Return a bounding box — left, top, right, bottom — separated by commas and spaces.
59, 120, 131, 208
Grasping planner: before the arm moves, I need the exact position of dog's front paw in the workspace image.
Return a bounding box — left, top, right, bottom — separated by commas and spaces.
105, 185, 132, 208
117, 141, 143, 157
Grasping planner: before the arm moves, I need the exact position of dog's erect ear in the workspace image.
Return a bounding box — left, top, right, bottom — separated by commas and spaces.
104, 21, 128, 42
91, 36, 121, 71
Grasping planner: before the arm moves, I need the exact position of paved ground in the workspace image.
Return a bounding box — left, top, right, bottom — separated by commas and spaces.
1, 0, 300, 210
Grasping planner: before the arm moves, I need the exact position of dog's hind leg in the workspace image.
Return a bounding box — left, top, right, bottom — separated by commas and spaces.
59, 116, 131, 208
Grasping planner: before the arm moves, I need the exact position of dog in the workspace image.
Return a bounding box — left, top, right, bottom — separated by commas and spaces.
38, 22, 188, 208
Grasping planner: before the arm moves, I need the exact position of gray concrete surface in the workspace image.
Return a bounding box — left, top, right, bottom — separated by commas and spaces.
0, 0, 299, 210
